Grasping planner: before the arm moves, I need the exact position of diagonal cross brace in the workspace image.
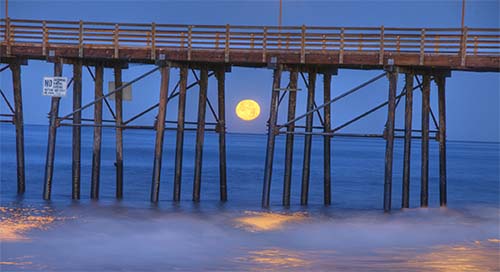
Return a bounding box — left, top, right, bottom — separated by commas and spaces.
59, 66, 160, 122
334, 81, 425, 133
123, 70, 215, 125
278, 72, 387, 130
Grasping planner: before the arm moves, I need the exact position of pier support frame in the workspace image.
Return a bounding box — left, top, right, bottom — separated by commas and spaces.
151, 63, 170, 203
383, 68, 398, 212
193, 66, 209, 202
43, 60, 63, 200
10, 61, 25, 194
300, 70, 316, 205
72, 61, 82, 199
402, 73, 414, 208
90, 64, 104, 199
262, 66, 282, 208
283, 70, 298, 206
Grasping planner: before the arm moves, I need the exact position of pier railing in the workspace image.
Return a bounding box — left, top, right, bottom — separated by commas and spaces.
1, 18, 499, 63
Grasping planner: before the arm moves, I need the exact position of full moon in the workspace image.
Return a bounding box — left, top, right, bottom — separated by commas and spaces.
235, 99, 261, 121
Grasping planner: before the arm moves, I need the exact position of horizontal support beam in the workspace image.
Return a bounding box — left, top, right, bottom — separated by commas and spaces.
59, 123, 217, 131
278, 131, 432, 139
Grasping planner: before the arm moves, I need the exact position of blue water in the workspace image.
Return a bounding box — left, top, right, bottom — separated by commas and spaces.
1, 124, 499, 271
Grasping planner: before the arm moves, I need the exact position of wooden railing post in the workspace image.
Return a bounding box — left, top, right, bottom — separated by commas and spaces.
151, 22, 156, 60
473, 36, 478, 56
187, 25, 192, 61
225, 24, 230, 62
262, 27, 267, 62
300, 24, 306, 63
78, 20, 83, 58
460, 26, 468, 66
180, 32, 185, 48
339, 28, 345, 64
396, 35, 400, 53
215, 32, 220, 49
322, 34, 326, 53
434, 36, 440, 53
419, 28, 426, 65
379, 25, 384, 65
42, 20, 48, 56
358, 34, 363, 51
113, 24, 119, 58
5, 17, 11, 56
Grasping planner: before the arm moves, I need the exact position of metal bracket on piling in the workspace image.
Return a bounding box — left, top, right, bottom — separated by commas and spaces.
267, 56, 278, 69
155, 53, 168, 67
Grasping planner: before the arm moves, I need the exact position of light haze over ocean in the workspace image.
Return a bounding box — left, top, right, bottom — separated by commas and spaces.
1, 125, 499, 271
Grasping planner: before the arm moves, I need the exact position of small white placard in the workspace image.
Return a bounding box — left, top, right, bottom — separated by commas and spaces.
108, 81, 132, 101
43, 77, 68, 97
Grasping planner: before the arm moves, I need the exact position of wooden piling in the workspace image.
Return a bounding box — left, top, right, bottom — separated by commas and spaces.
421, 75, 430, 207
323, 72, 332, 205
10, 61, 25, 194
72, 61, 82, 199
402, 73, 413, 208
437, 75, 447, 206
173, 66, 188, 201
90, 64, 104, 200
193, 67, 209, 202
114, 66, 124, 199
262, 67, 282, 208
151, 64, 170, 203
283, 70, 298, 206
43, 60, 63, 200
383, 69, 398, 212
300, 71, 316, 205
217, 68, 227, 202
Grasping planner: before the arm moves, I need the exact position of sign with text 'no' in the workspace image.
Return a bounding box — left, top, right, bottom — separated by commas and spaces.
43, 77, 68, 97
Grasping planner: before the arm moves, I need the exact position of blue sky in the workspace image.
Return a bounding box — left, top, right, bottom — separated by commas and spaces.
0, 0, 499, 142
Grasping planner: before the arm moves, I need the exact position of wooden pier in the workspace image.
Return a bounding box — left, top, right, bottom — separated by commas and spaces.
1, 18, 499, 211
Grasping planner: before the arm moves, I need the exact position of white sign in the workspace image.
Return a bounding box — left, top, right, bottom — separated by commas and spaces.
43, 77, 68, 97
108, 81, 132, 101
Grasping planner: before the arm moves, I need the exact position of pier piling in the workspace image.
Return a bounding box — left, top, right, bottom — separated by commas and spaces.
90, 64, 104, 200
300, 70, 316, 205
383, 69, 398, 212
173, 65, 188, 201
193, 67, 208, 202
72, 61, 82, 199
262, 66, 282, 208
283, 70, 298, 206
43, 60, 63, 200
323, 72, 332, 205
402, 73, 414, 208
420, 75, 431, 207
217, 67, 228, 202
10, 61, 25, 194
114, 66, 124, 199
437, 74, 447, 207
151, 64, 170, 203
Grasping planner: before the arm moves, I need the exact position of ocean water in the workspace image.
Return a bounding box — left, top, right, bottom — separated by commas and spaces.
1, 124, 499, 271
